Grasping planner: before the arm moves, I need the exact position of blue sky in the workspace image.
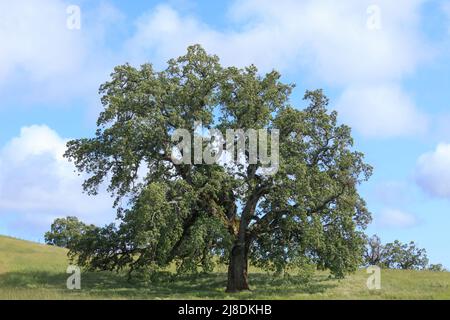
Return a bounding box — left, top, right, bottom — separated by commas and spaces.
1, 0, 450, 267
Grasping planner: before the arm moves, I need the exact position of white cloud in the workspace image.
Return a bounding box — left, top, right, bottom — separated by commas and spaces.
444, 2, 450, 33
124, 0, 430, 138
0, 125, 114, 233
0, 0, 83, 82
230, 0, 427, 84
127, 1, 428, 80
416, 143, 450, 198
0, 1, 435, 209
335, 84, 428, 137
0, 0, 123, 103
0, 0, 434, 136
373, 180, 411, 206
376, 208, 418, 228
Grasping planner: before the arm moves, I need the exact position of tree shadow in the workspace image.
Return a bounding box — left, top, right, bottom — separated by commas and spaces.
0, 270, 337, 299
248, 273, 336, 297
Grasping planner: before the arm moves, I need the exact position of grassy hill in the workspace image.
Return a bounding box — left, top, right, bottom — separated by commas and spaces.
1, 235, 450, 299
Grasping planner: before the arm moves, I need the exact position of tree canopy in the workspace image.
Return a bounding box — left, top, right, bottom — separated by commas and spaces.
45, 216, 94, 248
364, 235, 429, 270
64, 45, 372, 292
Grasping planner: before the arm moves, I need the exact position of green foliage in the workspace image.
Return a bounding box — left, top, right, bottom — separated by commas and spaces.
63, 45, 372, 286
428, 264, 447, 272
382, 240, 429, 270
44, 216, 94, 248
364, 235, 430, 270
364, 234, 383, 266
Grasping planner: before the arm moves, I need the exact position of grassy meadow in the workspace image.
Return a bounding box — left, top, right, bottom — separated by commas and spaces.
0, 235, 450, 300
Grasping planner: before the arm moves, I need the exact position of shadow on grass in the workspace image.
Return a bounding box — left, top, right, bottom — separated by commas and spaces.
0, 270, 337, 299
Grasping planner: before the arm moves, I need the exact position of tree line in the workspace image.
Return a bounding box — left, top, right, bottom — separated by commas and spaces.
364, 234, 445, 272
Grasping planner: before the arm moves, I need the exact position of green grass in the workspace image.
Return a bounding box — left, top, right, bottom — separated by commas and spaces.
1, 235, 450, 299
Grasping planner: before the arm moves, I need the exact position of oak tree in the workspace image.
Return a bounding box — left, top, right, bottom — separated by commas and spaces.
45, 216, 94, 248
64, 45, 372, 292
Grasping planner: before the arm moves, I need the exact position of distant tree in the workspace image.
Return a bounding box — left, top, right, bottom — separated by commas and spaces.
45, 216, 94, 248
363, 236, 441, 271
428, 264, 447, 272
63, 45, 372, 292
382, 240, 428, 270
364, 234, 383, 266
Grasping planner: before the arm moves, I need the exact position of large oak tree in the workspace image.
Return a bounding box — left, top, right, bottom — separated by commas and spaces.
64, 45, 372, 292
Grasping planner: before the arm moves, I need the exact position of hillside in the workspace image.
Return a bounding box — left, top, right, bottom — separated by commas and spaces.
1, 235, 450, 299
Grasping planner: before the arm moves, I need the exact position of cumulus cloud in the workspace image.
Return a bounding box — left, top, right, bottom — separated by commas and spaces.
0, 0, 435, 135
335, 84, 428, 137
0, 0, 82, 82
416, 143, 450, 198
0, 0, 123, 103
0, 125, 114, 235
376, 208, 419, 228
124, 0, 430, 138
126, 1, 427, 79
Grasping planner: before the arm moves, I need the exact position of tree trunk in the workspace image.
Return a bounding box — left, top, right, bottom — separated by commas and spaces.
225, 185, 263, 292
226, 242, 250, 292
